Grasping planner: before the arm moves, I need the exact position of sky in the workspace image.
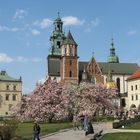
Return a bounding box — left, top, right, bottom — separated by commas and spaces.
0, 0, 140, 94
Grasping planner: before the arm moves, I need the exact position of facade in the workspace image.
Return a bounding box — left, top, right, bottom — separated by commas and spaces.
0, 70, 22, 117
47, 15, 139, 109
127, 68, 140, 110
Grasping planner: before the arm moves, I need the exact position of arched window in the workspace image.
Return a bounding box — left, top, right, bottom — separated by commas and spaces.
121, 98, 126, 107
70, 71, 72, 77
116, 78, 120, 92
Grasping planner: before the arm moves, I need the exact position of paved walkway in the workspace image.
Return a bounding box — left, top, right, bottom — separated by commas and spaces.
41, 121, 140, 140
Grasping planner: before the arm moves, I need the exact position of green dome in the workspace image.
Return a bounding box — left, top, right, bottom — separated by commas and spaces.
107, 39, 119, 63
107, 55, 119, 63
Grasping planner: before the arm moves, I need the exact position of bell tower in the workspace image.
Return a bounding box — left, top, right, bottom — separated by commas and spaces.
49, 13, 65, 56
47, 14, 66, 80
60, 30, 79, 83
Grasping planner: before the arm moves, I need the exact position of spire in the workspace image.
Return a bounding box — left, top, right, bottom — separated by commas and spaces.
107, 38, 119, 63
49, 14, 65, 55
63, 30, 77, 46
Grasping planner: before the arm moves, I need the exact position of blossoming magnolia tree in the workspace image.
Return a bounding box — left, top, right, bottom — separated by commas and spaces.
12, 80, 117, 122
12, 80, 67, 122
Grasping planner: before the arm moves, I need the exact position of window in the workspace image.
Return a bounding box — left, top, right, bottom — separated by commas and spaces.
132, 95, 134, 101
5, 94, 10, 101
57, 41, 60, 48
70, 71, 72, 77
0, 95, 2, 108
13, 95, 16, 101
57, 25, 60, 30
70, 48, 72, 55
131, 86, 133, 91
136, 95, 138, 100
65, 48, 67, 54
70, 60, 72, 66
135, 85, 138, 90
13, 85, 16, 90
6, 85, 9, 90
116, 78, 120, 92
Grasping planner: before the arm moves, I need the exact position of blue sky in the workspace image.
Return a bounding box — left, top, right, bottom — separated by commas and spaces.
0, 0, 140, 94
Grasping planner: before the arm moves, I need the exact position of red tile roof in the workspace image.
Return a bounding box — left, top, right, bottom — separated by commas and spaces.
127, 67, 140, 81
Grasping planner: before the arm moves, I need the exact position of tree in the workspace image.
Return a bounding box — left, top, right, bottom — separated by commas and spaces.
12, 80, 117, 122
12, 80, 67, 122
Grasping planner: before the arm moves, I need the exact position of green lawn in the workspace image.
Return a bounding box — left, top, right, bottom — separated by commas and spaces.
101, 132, 140, 140
16, 122, 73, 140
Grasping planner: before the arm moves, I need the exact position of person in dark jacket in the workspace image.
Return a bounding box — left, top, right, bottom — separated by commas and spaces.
33, 122, 41, 140
85, 121, 94, 136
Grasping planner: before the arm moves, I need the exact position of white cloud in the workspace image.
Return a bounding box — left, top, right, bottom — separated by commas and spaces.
85, 18, 100, 32
62, 16, 84, 26
0, 25, 8, 31
31, 58, 41, 62
0, 25, 19, 32
128, 30, 137, 36
0, 53, 13, 63
31, 29, 40, 35
13, 9, 28, 19
33, 19, 53, 29
16, 56, 41, 63
17, 56, 28, 62
0, 53, 41, 63
91, 18, 100, 27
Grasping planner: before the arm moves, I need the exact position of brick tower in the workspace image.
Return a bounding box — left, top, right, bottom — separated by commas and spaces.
60, 30, 79, 83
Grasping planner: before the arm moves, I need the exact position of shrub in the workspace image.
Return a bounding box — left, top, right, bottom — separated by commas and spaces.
0, 119, 18, 140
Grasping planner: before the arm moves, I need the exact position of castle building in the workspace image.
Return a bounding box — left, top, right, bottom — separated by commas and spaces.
47, 15, 139, 109
126, 68, 140, 110
0, 70, 22, 117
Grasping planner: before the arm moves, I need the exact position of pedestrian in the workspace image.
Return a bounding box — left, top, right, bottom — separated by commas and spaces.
84, 114, 88, 131
73, 115, 79, 130
85, 121, 94, 136
33, 121, 41, 140
79, 113, 84, 130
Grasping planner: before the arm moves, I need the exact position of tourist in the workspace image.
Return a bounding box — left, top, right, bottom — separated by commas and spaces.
33, 121, 41, 140
73, 115, 79, 130
85, 121, 94, 136
79, 113, 84, 130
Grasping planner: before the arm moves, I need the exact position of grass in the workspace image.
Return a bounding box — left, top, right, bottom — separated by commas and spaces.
16, 122, 73, 140
101, 132, 140, 140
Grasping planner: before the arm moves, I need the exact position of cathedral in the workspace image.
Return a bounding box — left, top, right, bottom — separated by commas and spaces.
47, 15, 139, 109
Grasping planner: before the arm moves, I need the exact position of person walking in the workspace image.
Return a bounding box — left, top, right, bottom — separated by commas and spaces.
73, 115, 79, 130
33, 122, 41, 140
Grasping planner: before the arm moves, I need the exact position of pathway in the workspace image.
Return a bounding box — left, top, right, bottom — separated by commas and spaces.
41, 121, 140, 140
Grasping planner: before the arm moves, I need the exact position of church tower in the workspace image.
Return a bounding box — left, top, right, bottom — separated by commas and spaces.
49, 13, 65, 55
107, 39, 119, 63
47, 14, 66, 80
60, 30, 79, 83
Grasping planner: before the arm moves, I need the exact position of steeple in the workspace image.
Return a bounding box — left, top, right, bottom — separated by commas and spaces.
49, 13, 65, 55
107, 38, 119, 63
62, 30, 77, 46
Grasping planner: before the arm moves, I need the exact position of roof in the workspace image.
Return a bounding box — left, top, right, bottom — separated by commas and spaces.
48, 59, 139, 76
79, 62, 139, 75
0, 71, 21, 82
98, 62, 139, 75
62, 30, 77, 46
127, 68, 140, 81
